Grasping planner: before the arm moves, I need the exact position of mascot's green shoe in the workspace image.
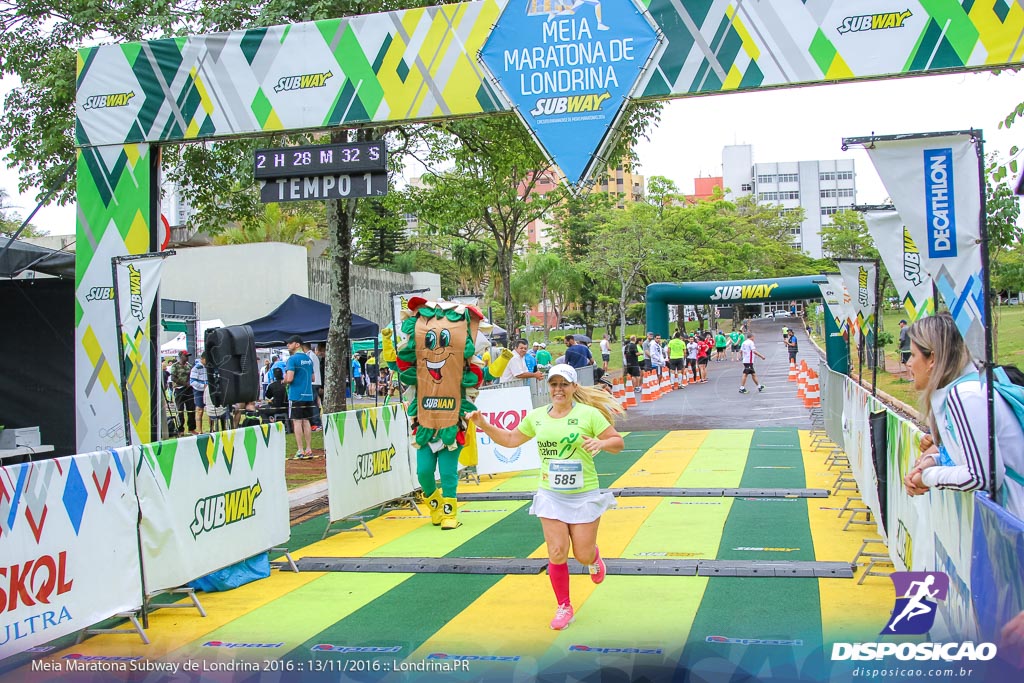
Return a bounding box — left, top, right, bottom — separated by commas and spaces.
441, 497, 461, 530
425, 489, 443, 526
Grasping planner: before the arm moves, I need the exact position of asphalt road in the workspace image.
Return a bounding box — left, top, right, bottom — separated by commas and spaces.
615, 317, 821, 431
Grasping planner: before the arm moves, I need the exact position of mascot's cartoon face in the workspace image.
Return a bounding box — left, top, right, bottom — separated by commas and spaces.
416, 315, 455, 385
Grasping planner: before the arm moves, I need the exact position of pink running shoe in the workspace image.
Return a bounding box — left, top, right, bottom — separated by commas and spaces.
550, 603, 575, 630
589, 548, 606, 584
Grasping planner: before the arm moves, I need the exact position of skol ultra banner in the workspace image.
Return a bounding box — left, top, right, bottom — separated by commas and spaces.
474, 386, 541, 475
0, 448, 142, 659
323, 405, 417, 523
837, 260, 876, 339
865, 133, 985, 358
135, 424, 288, 592
863, 210, 935, 322
115, 255, 166, 446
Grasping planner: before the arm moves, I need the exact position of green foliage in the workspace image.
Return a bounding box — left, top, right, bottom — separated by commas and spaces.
212, 202, 325, 246
0, 188, 45, 237
820, 209, 878, 262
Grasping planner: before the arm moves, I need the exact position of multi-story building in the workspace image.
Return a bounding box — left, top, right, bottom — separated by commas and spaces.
591, 162, 645, 209
722, 144, 856, 259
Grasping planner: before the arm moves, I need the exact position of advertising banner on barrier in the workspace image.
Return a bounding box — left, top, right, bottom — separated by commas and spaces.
841, 379, 885, 539
114, 255, 166, 446
136, 424, 288, 592
0, 448, 142, 659
863, 210, 935, 322
824, 273, 853, 333
324, 405, 417, 522
971, 492, 1024, 644
474, 386, 541, 475
865, 133, 985, 358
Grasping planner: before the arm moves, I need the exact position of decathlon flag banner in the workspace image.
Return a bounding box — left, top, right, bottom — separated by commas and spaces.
136, 424, 288, 592
474, 386, 541, 475
478, 0, 661, 186
115, 255, 165, 446
837, 260, 876, 339
825, 273, 854, 334
865, 134, 985, 358
863, 210, 935, 322
817, 277, 845, 334
0, 449, 142, 658
324, 405, 417, 523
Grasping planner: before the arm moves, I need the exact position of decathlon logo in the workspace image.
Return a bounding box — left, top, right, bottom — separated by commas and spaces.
530, 91, 611, 117
83, 91, 136, 110
189, 481, 262, 538
709, 283, 779, 301
353, 446, 395, 484
837, 10, 912, 34
569, 644, 663, 655
882, 571, 947, 635
274, 71, 333, 93
924, 148, 957, 258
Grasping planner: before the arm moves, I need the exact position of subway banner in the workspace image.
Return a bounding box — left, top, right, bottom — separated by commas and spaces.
863, 210, 935, 322
864, 133, 985, 358
837, 260, 876, 340
324, 405, 417, 523
0, 449, 142, 659
135, 424, 288, 592
474, 386, 542, 475
114, 255, 166, 446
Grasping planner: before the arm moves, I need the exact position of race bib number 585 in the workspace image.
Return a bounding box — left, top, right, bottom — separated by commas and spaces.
547, 460, 583, 491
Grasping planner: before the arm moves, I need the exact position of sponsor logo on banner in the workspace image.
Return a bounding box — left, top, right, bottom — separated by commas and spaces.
85, 286, 114, 302
903, 228, 923, 285
710, 283, 779, 301
204, 641, 284, 649
858, 267, 869, 307
837, 10, 913, 34
427, 652, 521, 662
1, 552, 74, 615
82, 91, 135, 110
569, 644, 664, 655
311, 644, 402, 653
353, 446, 396, 484
274, 71, 333, 93
706, 635, 803, 646
63, 654, 144, 662
127, 264, 145, 321
189, 481, 262, 539
923, 148, 957, 258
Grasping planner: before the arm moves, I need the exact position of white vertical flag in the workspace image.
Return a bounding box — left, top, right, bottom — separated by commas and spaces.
865, 133, 985, 358
837, 260, 877, 341
863, 210, 935, 322
115, 255, 165, 444
825, 273, 854, 334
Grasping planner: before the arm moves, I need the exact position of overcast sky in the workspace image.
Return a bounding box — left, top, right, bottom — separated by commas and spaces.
3, 68, 1023, 236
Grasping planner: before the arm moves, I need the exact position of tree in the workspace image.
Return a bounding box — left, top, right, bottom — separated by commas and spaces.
213, 203, 324, 246
518, 248, 561, 343
0, 188, 45, 238
819, 209, 878, 262
644, 175, 681, 218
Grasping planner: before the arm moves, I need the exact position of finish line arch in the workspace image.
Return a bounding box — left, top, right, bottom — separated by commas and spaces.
73, 0, 1024, 448
646, 275, 849, 372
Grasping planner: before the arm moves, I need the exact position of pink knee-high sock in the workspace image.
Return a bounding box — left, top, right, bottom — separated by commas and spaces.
548, 561, 570, 606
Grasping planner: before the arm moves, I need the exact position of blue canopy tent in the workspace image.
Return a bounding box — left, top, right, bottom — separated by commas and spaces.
243, 294, 379, 346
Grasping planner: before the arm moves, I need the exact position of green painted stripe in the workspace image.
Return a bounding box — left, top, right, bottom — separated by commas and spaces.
679, 428, 824, 677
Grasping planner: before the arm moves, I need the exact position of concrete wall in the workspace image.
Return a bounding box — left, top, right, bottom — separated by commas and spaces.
308, 258, 441, 327
161, 243, 310, 325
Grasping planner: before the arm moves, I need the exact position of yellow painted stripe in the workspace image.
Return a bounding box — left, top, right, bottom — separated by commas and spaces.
799, 430, 893, 642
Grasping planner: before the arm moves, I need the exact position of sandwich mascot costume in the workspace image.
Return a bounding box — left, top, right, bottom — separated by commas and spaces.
381, 297, 511, 529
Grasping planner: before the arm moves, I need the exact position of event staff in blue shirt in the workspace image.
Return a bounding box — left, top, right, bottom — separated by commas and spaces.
284, 335, 316, 459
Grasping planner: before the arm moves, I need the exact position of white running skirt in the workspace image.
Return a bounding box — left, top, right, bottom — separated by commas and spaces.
529, 487, 617, 524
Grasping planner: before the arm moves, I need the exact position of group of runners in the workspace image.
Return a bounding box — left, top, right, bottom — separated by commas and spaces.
623, 327, 752, 385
